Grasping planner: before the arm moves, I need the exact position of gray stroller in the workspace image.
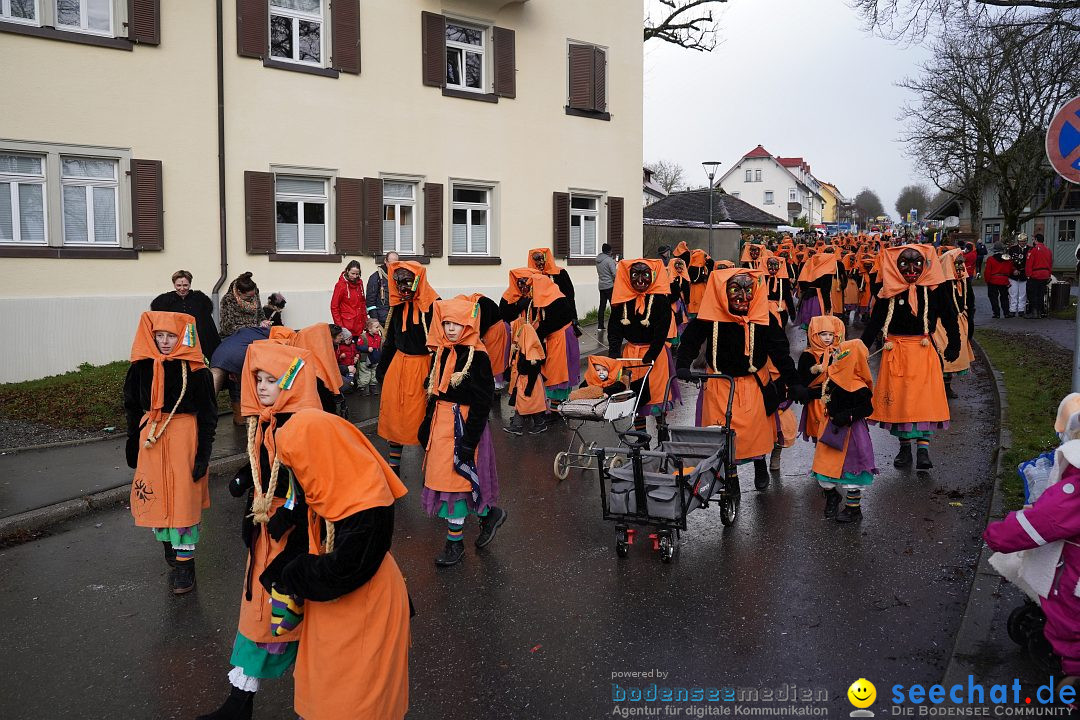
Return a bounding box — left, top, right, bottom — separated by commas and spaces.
595, 373, 739, 562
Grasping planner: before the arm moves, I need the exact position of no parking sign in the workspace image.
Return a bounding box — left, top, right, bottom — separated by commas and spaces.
1047, 95, 1080, 184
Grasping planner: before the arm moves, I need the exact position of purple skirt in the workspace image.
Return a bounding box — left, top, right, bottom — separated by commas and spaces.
841, 420, 877, 476
874, 420, 950, 433
796, 295, 821, 326
421, 425, 499, 518
638, 345, 682, 417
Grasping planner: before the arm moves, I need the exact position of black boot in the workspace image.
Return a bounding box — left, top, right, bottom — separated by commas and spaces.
769, 445, 782, 471
195, 686, 254, 720
171, 560, 195, 595
916, 446, 934, 470
835, 503, 863, 523
163, 541, 177, 568
475, 507, 507, 548
822, 488, 842, 519
503, 413, 524, 436
944, 381, 958, 399
435, 540, 465, 567
753, 459, 770, 490
527, 414, 547, 435
893, 442, 913, 468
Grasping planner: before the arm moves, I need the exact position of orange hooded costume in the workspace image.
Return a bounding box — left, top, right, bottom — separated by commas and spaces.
127, 311, 215, 531
810, 339, 877, 483
509, 318, 548, 416
932, 248, 975, 375
798, 315, 845, 442
377, 260, 439, 446
272, 409, 410, 720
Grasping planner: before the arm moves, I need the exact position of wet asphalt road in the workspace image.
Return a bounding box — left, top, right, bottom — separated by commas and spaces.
0, 325, 1000, 719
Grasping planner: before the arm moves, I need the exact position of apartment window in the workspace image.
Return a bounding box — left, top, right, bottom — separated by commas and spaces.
764, 191, 774, 205
451, 186, 490, 255
270, 0, 323, 66
61, 156, 118, 245
569, 194, 599, 257
732, 192, 740, 199
788, 188, 797, 202
446, 21, 484, 91
754, 169, 762, 182
2, 0, 37, 23
0, 153, 47, 245
275, 176, 327, 252
984, 223, 1000, 245
56, 0, 111, 34
382, 181, 417, 254
1060, 218, 1076, 243
744, 170, 751, 183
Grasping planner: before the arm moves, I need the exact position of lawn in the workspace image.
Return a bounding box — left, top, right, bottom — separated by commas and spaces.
0, 361, 230, 434
975, 328, 1073, 510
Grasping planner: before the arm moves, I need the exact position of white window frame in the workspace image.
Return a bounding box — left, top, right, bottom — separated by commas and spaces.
744, 169, 751, 183
273, 174, 331, 254
754, 169, 762, 182
788, 187, 797, 203
380, 174, 423, 255
731, 192, 740, 199
764, 191, 774, 205
54, 0, 114, 36
568, 192, 601, 258
445, 19, 487, 93
60, 155, 120, 246
450, 181, 495, 256
2, 0, 39, 25
268, 0, 326, 68
1059, 218, 1076, 243
0, 153, 48, 246
0, 139, 133, 248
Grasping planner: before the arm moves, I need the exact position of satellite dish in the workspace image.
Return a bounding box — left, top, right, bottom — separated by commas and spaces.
944, 216, 960, 228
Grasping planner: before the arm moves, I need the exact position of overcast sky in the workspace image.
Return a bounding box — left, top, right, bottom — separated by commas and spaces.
643, 0, 932, 220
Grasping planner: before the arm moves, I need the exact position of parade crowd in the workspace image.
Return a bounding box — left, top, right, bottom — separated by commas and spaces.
122, 228, 1078, 719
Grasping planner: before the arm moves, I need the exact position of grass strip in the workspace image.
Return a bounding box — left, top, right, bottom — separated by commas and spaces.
975, 328, 1072, 510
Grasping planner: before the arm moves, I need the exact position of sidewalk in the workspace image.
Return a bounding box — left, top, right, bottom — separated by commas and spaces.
972, 281, 1076, 350
0, 325, 606, 535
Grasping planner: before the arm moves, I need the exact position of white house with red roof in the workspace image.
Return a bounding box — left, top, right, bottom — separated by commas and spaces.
716, 144, 826, 226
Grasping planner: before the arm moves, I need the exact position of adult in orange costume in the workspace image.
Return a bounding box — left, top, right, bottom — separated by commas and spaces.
675, 269, 804, 490
796, 250, 840, 328
763, 255, 796, 326
859, 244, 960, 470
375, 260, 439, 475
500, 268, 579, 410
673, 241, 712, 316
196, 342, 321, 720
527, 247, 578, 327
607, 259, 680, 433
933, 248, 976, 399
124, 311, 217, 595
740, 241, 769, 268
667, 256, 692, 344
417, 297, 506, 567
261, 409, 410, 720
796, 314, 845, 443
468, 292, 511, 390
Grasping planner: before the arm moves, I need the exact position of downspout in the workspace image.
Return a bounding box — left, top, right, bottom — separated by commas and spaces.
211, 0, 229, 307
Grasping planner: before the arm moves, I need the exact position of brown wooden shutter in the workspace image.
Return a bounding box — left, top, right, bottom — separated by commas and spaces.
493, 26, 516, 99
567, 44, 593, 110
331, 0, 361, 74
553, 192, 570, 259
423, 183, 443, 257
607, 196, 624, 257
128, 0, 160, 45
592, 47, 607, 112
421, 11, 445, 88
335, 177, 364, 255
236, 0, 268, 59
130, 159, 163, 250
244, 171, 275, 254
362, 177, 383, 255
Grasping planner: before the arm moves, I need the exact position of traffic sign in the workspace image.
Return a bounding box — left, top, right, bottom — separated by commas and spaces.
1046, 95, 1080, 184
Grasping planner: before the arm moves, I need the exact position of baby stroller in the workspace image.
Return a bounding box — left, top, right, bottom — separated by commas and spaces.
595, 372, 739, 563
552, 360, 654, 480
999, 452, 1062, 676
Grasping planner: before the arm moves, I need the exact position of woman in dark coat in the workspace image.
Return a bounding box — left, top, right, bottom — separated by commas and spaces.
151, 270, 221, 359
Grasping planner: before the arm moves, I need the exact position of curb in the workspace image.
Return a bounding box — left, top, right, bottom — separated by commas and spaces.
941, 337, 1011, 686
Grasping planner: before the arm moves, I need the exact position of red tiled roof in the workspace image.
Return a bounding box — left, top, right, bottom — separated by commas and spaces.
743, 145, 772, 159
777, 157, 802, 167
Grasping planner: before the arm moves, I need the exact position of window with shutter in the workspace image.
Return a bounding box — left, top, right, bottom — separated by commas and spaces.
607, 196, 624, 258
129, 0, 160, 44
130, 158, 163, 250
236, 0, 268, 58
493, 26, 515, 98
335, 177, 363, 255
362, 176, 383, 255
450, 185, 491, 256
552, 191, 569, 259
274, 176, 328, 253
566, 42, 609, 120
421, 11, 445, 87
381, 181, 417, 255
244, 171, 275, 254
568, 194, 598, 258
423, 182, 443, 257
330, 0, 360, 74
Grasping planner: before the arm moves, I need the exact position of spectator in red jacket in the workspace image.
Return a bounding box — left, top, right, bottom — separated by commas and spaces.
984, 244, 1014, 319
963, 242, 977, 279
330, 260, 366, 336
1025, 234, 1054, 319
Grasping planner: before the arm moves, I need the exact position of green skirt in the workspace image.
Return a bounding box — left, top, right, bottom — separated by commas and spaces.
152, 525, 200, 546
229, 633, 298, 679
812, 470, 875, 487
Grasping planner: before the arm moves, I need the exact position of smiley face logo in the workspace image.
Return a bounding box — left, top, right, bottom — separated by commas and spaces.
847, 678, 876, 710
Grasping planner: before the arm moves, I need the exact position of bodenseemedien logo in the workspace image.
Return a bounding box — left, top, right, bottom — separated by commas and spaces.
848, 678, 876, 717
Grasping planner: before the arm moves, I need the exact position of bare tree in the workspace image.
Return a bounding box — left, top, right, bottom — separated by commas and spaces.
850, 0, 1080, 41
645, 160, 687, 193
895, 184, 933, 219
644, 0, 727, 51
897, 17, 1080, 236
854, 188, 886, 220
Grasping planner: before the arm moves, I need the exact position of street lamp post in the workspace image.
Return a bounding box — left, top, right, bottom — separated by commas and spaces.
702, 161, 722, 259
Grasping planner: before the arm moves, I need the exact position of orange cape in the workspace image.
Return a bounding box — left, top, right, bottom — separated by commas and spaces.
877, 244, 946, 315
584, 355, 623, 388
502, 267, 539, 303
611, 259, 668, 312
388, 260, 439, 330
527, 247, 562, 275
697, 268, 769, 366
826, 339, 873, 393
426, 296, 484, 395
130, 311, 207, 422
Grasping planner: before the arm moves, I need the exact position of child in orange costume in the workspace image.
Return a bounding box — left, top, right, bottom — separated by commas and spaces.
196, 342, 322, 720
417, 297, 507, 567
124, 311, 217, 595
505, 319, 548, 436
375, 260, 440, 475
261, 409, 411, 720
797, 315, 845, 443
